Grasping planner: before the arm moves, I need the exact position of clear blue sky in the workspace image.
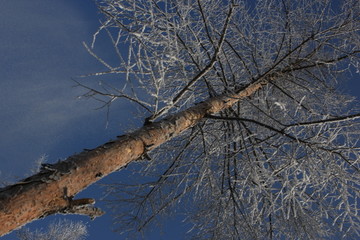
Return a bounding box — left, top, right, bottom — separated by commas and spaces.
0, 1, 359, 239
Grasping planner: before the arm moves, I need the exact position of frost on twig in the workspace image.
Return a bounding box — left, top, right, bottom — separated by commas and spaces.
16, 219, 88, 240
80, 0, 360, 239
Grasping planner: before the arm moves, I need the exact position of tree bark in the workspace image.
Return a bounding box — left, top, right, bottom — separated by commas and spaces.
0, 78, 268, 236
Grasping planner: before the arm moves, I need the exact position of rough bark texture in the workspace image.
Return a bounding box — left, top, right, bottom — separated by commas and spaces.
0, 78, 267, 236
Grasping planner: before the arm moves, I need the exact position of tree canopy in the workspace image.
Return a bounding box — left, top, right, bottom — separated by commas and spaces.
76, 0, 360, 239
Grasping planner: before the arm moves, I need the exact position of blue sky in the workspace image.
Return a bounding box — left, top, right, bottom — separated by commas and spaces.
0, 1, 359, 239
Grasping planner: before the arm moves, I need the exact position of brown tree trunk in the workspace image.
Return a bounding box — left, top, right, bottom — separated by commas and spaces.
0, 78, 267, 236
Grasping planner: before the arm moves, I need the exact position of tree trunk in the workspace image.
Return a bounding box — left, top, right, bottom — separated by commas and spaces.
0, 78, 267, 236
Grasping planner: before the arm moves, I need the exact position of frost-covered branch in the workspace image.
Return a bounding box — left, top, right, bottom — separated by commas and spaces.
82, 0, 360, 239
